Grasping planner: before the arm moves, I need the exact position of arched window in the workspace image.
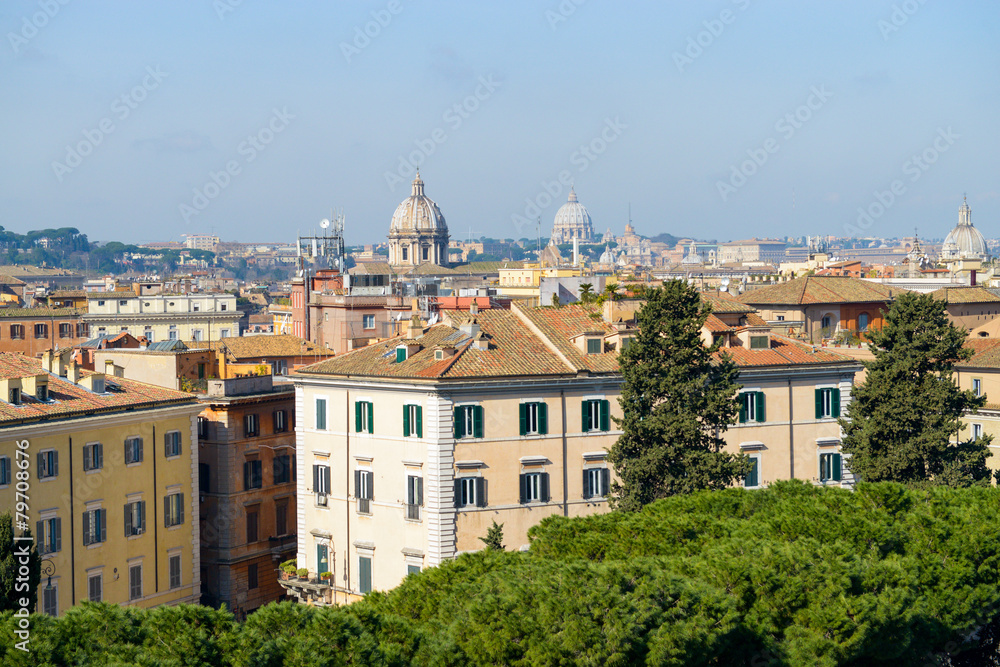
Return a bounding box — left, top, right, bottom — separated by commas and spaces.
858, 312, 870, 332
821, 316, 831, 330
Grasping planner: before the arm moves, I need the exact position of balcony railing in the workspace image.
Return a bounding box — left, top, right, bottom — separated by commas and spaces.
405, 503, 420, 521
357, 498, 371, 514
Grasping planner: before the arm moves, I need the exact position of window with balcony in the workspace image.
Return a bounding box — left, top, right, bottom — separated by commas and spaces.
355, 469, 373, 514
405, 475, 422, 521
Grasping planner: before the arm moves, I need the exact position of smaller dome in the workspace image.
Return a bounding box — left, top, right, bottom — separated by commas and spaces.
599, 244, 615, 264
942, 197, 987, 260
390, 172, 447, 233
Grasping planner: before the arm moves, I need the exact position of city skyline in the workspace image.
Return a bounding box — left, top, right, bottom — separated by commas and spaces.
2, 1, 998, 246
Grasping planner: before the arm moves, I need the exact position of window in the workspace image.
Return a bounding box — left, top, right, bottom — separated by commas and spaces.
858, 312, 870, 332
244, 460, 262, 490
363, 314, 375, 330
168, 328, 178, 341
973, 378, 983, 397
422, 247, 429, 261
221, 303, 228, 312
313, 464, 331, 505
359, 556, 372, 594
165, 493, 184, 527
76, 323, 89, 338
455, 477, 486, 508
454, 405, 483, 439
395, 347, 407, 363
267, 454, 290, 485
169, 555, 182, 589
355, 400, 374, 434
271, 359, 287, 375
519, 472, 550, 504
776, 315, 785, 322
815, 388, 841, 419
124, 500, 146, 536
315, 398, 327, 430
582, 399, 610, 432
819, 452, 842, 483
193, 303, 201, 312
244, 413, 259, 437
119, 300, 128, 306
973, 423, 984, 439
37, 450, 58, 478
88, 574, 102, 602
82, 443, 103, 472
97, 300, 106, 306
355, 469, 373, 514
125, 437, 143, 464
198, 417, 210, 440
82, 508, 107, 546
403, 404, 423, 438
407, 564, 421, 576
220, 329, 230, 338
9, 324, 23, 340
199, 463, 210, 494
36, 384, 48, 402
519, 402, 548, 436
0, 456, 9, 486
247, 562, 258, 590
36, 517, 61, 554
145, 327, 154, 342
246, 508, 259, 543
276, 500, 288, 536
738, 392, 766, 424
582, 468, 610, 499
9, 387, 20, 405
273, 410, 288, 433
586, 338, 602, 354
129, 564, 142, 601
43, 584, 57, 616
164, 431, 182, 458
406, 475, 423, 521
744, 456, 761, 488
749, 335, 769, 350
34, 323, 48, 339
402, 247, 408, 261
59, 323, 72, 338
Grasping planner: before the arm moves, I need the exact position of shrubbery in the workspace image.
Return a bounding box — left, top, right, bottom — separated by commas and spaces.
5, 482, 1000, 665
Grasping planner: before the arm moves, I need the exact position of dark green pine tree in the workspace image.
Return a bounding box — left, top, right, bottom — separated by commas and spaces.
608, 281, 749, 512
0, 512, 41, 613
840, 291, 993, 486
479, 520, 505, 551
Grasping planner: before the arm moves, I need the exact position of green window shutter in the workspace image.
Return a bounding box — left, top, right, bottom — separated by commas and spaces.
36, 521, 44, 551
417, 477, 423, 506
582, 470, 592, 499
540, 472, 550, 502
473, 405, 483, 438
600, 400, 610, 432
833, 453, 842, 481
416, 406, 423, 438
402, 405, 410, 437
54, 518, 61, 552
82, 511, 91, 546
815, 389, 823, 419
124, 504, 131, 536
538, 402, 548, 435
395, 347, 406, 363
99, 509, 106, 543
519, 474, 527, 503
749, 459, 759, 487
453, 406, 464, 439
355, 401, 362, 432
755, 392, 766, 423
359, 557, 372, 594
832, 388, 841, 418
582, 401, 590, 432
600, 469, 610, 497
354, 470, 361, 498
367, 402, 374, 433
519, 404, 527, 436
738, 396, 747, 423
454, 479, 462, 507
475, 477, 487, 507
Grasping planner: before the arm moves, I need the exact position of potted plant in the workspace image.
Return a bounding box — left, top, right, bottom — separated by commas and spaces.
297, 568, 309, 580
279, 559, 297, 580
319, 571, 332, 583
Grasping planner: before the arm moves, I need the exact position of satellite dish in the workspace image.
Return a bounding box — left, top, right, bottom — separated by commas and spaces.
320, 219, 330, 229
720, 277, 731, 289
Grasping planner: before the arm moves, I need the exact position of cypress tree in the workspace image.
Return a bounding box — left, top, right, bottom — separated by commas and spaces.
840, 291, 993, 486
608, 281, 748, 511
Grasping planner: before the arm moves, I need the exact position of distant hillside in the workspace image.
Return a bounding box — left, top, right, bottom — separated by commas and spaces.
648, 232, 681, 246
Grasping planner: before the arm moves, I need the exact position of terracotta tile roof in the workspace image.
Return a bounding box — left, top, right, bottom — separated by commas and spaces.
743, 313, 769, 327
219, 335, 329, 360
958, 339, 1000, 369
513, 304, 620, 373
704, 314, 734, 333
86, 291, 136, 299
930, 286, 1000, 304
49, 289, 85, 297
0, 353, 195, 426
0, 275, 27, 286
701, 291, 756, 314
0, 307, 83, 319
349, 262, 394, 276
739, 276, 907, 306
717, 335, 858, 367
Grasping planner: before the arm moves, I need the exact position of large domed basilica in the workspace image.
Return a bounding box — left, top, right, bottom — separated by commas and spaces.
388, 172, 450, 267
550, 188, 594, 245
941, 196, 987, 261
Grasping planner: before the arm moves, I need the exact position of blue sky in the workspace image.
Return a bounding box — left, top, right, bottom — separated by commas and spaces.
1, 1, 998, 246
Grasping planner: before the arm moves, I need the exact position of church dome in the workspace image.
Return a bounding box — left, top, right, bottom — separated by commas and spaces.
550, 188, 594, 245
599, 244, 615, 264
390, 172, 447, 233
942, 197, 986, 260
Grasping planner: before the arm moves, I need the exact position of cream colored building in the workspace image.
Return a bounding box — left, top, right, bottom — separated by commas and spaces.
955, 340, 1000, 473
497, 264, 585, 304
283, 298, 860, 602
83, 292, 240, 343
0, 349, 202, 616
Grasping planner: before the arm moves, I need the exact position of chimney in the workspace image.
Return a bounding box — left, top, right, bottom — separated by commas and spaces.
68, 361, 82, 384
42, 349, 54, 374
971, 269, 977, 286
470, 300, 479, 316
407, 314, 423, 339
460, 316, 480, 340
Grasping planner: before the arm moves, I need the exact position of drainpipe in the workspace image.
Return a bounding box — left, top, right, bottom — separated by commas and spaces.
788, 379, 794, 479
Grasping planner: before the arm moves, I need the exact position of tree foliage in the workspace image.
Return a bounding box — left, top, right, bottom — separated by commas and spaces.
478, 520, 504, 551
609, 281, 748, 511
840, 292, 993, 487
